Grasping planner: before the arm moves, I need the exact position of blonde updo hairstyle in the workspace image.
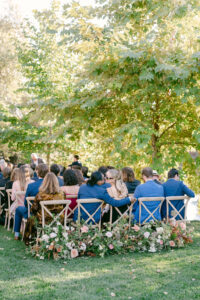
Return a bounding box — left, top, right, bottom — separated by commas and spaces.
106, 169, 128, 197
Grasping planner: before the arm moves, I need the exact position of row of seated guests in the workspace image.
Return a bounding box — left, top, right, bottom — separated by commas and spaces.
5, 162, 193, 241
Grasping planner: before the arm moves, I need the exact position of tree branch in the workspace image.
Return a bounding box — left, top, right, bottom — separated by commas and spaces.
159, 122, 176, 139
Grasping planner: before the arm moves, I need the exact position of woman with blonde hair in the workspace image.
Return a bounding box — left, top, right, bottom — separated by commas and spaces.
30, 172, 64, 224
103, 169, 129, 222
10, 165, 34, 213
24, 172, 64, 245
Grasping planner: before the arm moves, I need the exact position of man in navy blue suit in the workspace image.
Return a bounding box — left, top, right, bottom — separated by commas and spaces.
133, 167, 164, 223
161, 168, 195, 220
14, 164, 49, 240
50, 164, 64, 186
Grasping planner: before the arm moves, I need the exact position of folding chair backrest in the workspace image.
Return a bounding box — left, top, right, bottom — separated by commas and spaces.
40, 200, 71, 230
6, 189, 12, 209
166, 196, 190, 222
138, 197, 164, 225
0, 187, 5, 205
65, 194, 78, 218
109, 204, 133, 227
77, 198, 104, 229
26, 196, 35, 217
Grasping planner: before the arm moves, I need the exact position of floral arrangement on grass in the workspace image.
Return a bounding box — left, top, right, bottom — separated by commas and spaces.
30, 219, 193, 260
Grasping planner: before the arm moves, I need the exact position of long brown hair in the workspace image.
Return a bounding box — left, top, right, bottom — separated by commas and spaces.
121, 167, 135, 182
11, 168, 20, 181
39, 172, 60, 194
18, 165, 31, 191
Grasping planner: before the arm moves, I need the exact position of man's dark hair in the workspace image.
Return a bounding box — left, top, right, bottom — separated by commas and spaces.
30, 163, 36, 171
87, 171, 103, 186
72, 164, 82, 170
74, 155, 79, 160
37, 164, 49, 178
50, 164, 60, 176
142, 167, 153, 178
98, 166, 108, 176
168, 168, 179, 179
63, 169, 78, 186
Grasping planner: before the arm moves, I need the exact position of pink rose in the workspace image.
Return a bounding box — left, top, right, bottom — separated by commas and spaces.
132, 225, 140, 232
179, 222, 186, 231
169, 240, 175, 247
71, 249, 78, 258
109, 244, 114, 250
81, 225, 89, 233
160, 240, 163, 245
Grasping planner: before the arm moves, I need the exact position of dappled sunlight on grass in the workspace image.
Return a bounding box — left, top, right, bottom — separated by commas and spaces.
0, 222, 200, 300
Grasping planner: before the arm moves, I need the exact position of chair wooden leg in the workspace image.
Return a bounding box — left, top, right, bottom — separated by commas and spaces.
7, 214, 11, 231
4, 211, 8, 228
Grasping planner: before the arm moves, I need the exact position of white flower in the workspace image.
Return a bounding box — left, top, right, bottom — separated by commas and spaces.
41, 234, 49, 242
149, 246, 156, 253
70, 226, 75, 231
57, 222, 61, 226
50, 232, 57, 239
156, 239, 161, 244
66, 242, 72, 250
138, 242, 142, 246
55, 238, 59, 242
99, 245, 103, 251
62, 232, 68, 240
156, 227, 164, 234
80, 243, 86, 251
40, 256, 44, 260
65, 226, 70, 231
53, 227, 58, 233
106, 231, 113, 238
144, 232, 150, 238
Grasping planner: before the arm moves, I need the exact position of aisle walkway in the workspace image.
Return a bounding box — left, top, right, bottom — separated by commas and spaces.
187, 196, 200, 221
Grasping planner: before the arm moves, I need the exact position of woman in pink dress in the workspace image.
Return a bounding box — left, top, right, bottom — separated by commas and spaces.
10, 165, 34, 213
61, 169, 80, 215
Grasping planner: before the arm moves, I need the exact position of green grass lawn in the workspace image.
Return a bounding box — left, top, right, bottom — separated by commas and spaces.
0, 222, 200, 300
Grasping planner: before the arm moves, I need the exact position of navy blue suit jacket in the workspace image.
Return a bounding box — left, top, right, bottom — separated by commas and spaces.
133, 180, 164, 223
73, 183, 131, 223
24, 178, 44, 207
161, 179, 195, 219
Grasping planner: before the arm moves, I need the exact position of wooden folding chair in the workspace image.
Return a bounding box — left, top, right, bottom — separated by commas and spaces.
0, 187, 5, 214
65, 194, 78, 220
109, 204, 133, 228
166, 196, 190, 222
4, 189, 13, 230
77, 199, 104, 230
40, 200, 71, 231
138, 197, 164, 225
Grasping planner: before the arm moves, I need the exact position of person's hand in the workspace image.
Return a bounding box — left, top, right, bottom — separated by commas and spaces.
129, 196, 136, 204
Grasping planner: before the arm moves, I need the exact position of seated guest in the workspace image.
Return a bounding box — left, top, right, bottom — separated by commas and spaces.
73, 171, 134, 223
82, 166, 90, 180
0, 167, 11, 187
98, 166, 108, 176
14, 163, 49, 240
61, 169, 79, 214
161, 168, 195, 220
121, 167, 140, 193
103, 169, 129, 222
0, 167, 11, 206
10, 165, 34, 214
24, 172, 64, 244
0, 159, 7, 180
30, 163, 38, 181
73, 169, 85, 186
153, 170, 162, 185
133, 167, 164, 224
50, 164, 64, 186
